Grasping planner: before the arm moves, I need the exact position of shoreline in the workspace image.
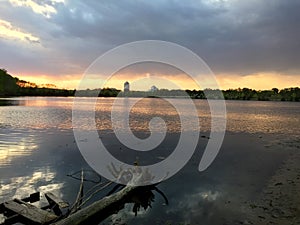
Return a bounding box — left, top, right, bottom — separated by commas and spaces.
244, 140, 300, 225
1, 95, 300, 103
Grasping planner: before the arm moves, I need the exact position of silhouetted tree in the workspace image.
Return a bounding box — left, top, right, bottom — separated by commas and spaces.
0, 69, 20, 96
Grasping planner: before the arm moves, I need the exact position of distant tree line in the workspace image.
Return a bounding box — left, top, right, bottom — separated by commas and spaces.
75, 88, 121, 97
186, 88, 300, 101
119, 88, 300, 101
118, 89, 189, 98
1, 69, 299, 101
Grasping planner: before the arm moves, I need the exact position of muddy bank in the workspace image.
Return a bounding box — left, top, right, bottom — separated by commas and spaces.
243, 139, 300, 225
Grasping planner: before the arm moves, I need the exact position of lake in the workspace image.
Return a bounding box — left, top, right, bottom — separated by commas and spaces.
0, 97, 299, 224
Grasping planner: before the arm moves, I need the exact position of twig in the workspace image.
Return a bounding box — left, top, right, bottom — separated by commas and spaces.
69, 170, 84, 214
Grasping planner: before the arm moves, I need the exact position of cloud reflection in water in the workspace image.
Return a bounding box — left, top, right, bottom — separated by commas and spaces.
0, 167, 64, 207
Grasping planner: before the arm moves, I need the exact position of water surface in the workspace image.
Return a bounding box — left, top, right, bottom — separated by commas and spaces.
0, 97, 299, 224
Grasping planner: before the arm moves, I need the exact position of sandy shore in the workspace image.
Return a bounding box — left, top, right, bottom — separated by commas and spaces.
243, 138, 300, 225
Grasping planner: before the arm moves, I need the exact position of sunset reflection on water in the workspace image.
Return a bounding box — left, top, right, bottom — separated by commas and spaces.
0, 97, 299, 134
0, 97, 299, 224
0, 131, 38, 166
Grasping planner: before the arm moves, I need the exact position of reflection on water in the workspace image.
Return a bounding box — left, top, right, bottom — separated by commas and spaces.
0, 99, 24, 107
0, 168, 64, 207
0, 97, 299, 134
0, 97, 73, 130
225, 100, 300, 134
0, 126, 82, 208
165, 189, 221, 223
0, 97, 299, 224
0, 130, 38, 166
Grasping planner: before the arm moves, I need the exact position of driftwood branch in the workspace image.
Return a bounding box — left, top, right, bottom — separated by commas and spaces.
52, 167, 166, 225
51, 184, 139, 225
69, 170, 84, 214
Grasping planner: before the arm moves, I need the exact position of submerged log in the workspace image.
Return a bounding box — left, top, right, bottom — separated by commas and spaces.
45, 192, 69, 216
51, 165, 168, 225
52, 184, 139, 225
45, 192, 69, 209
4, 199, 57, 224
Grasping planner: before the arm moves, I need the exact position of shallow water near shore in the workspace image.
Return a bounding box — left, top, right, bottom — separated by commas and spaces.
0, 97, 299, 224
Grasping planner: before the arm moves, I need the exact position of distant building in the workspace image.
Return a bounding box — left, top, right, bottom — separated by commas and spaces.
124, 81, 130, 92
150, 85, 158, 92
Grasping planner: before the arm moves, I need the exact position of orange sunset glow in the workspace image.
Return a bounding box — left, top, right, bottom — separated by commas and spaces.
15, 72, 300, 91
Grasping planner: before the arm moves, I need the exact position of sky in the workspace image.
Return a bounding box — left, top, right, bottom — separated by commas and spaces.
0, 0, 299, 90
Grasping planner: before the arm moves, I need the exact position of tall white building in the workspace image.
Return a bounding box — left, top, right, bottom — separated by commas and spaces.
124, 81, 130, 92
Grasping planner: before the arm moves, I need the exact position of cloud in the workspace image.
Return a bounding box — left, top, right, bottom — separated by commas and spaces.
0, 0, 299, 88
0, 19, 39, 43
9, 0, 65, 18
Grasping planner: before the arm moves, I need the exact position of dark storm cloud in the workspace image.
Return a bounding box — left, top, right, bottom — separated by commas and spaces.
0, 0, 299, 77
204, 0, 300, 75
